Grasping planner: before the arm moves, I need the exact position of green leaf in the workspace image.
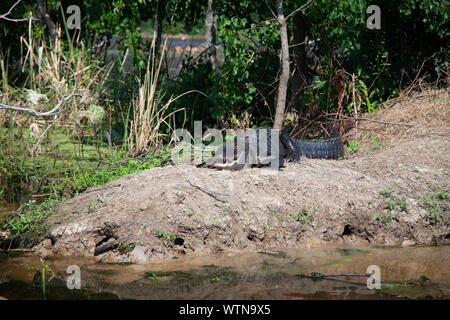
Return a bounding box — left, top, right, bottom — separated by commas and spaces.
320, 258, 352, 266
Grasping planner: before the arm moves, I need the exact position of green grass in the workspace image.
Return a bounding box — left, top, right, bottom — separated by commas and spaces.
2, 195, 64, 235
0, 118, 223, 242
0, 125, 118, 202
0, 129, 178, 240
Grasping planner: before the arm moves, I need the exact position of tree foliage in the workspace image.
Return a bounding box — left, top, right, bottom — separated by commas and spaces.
1, 0, 449, 130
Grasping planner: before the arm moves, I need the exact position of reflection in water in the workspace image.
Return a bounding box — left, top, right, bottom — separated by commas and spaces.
0, 201, 19, 222
0, 245, 449, 300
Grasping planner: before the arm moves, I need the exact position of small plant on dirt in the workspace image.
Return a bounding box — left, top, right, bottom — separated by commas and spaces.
367, 141, 386, 155
87, 198, 98, 213
346, 141, 360, 153
117, 241, 136, 254
187, 211, 194, 217
379, 188, 395, 198
373, 141, 386, 150
419, 190, 449, 225
291, 209, 310, 224
379, 188, 410, 213
155, 228, 169, 240
365, 135, 386, 155
384, 200, 396, 211
397, 199, 410, 212
376, 211, 400, 224
146, 273, 160, 280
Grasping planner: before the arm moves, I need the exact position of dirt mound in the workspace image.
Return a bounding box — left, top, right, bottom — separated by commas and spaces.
35, 90, 450, 262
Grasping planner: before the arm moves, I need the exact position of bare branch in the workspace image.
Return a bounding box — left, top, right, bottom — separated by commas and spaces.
265, 0, 280, 24
288, 39, 307, 49
188, 179, 229, 203
326, 114, 415, 127
0, 66, 81, 117
285, 0, 315, 23
0, 0, 38, 22
31, 114, 63, 157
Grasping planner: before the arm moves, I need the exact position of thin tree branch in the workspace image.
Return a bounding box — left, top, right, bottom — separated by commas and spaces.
285, 0, 315, 23
188, 179, 229, 203
288, 40, 308, 49
0, 66, 81, 117
265, 0, 280, 24
0, 0, 38, 22
31, 114, 63, 157
325, 114, 414, 127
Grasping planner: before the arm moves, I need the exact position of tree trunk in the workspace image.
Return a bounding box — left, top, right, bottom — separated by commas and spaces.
205, 0, 217, 68
290, 12, 306, 111
154, 0, 164, 56
273, 0, 290, 130
36, 0, 57, 45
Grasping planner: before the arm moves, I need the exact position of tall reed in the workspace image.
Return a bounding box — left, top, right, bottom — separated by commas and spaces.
127, 36, 192, 157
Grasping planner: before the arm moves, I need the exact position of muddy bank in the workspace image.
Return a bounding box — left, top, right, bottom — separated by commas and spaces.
32, 90, 449, 262
34, 136, 448, 262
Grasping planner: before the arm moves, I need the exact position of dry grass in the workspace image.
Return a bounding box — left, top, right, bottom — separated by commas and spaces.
20, 26, 111, 113
376, 89, 449, 128
127, 37, 186, 157
1, 24, 113, 157
344, 87, 450, 156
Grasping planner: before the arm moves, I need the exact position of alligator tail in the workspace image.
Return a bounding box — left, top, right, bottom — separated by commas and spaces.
293, 137, 344, 159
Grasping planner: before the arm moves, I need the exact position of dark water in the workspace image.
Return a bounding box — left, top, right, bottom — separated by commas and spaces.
0, 245, 448, 300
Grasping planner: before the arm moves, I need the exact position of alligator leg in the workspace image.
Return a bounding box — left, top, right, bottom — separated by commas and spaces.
211, 149, 246, 171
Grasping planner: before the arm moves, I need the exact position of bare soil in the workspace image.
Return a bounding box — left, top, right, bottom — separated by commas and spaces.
35, 89, 450, 262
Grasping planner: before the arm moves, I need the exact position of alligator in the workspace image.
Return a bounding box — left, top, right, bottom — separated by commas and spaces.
197, 127, 343, 170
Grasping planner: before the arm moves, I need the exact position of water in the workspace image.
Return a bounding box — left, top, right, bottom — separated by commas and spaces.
0, 201, 19, 223
104, 37, 217, 47
0, 245, 448, 300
